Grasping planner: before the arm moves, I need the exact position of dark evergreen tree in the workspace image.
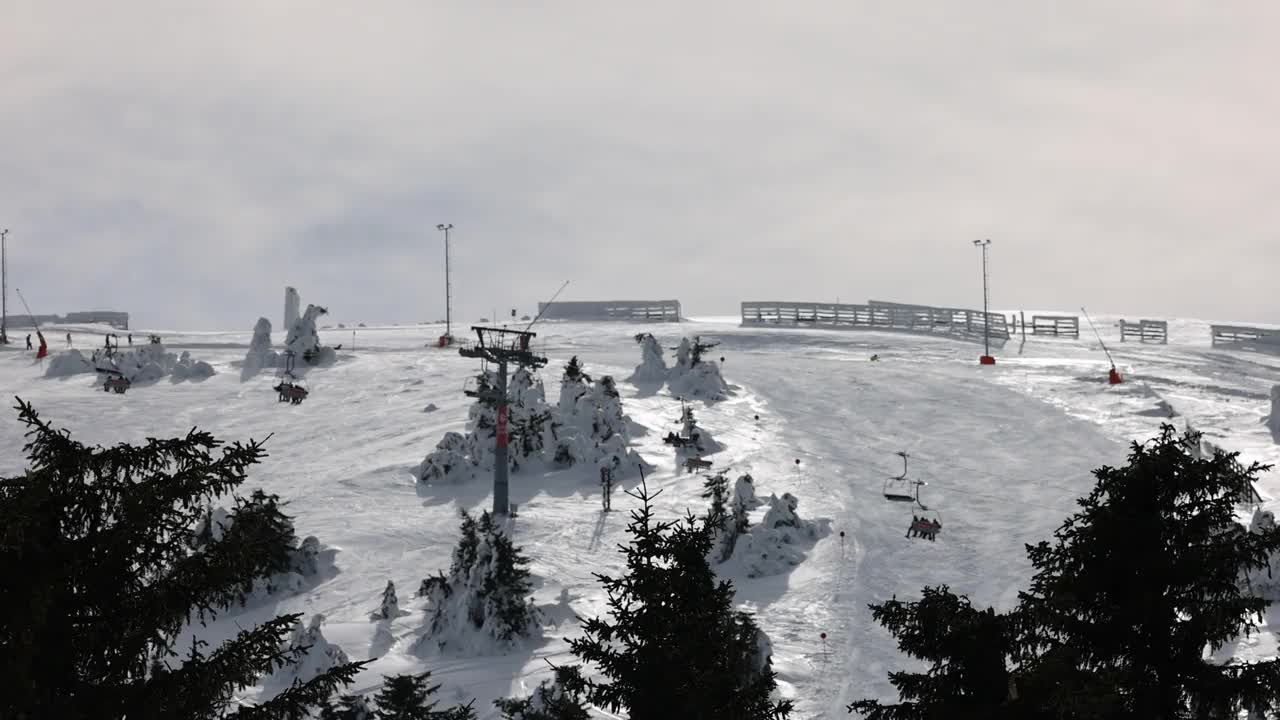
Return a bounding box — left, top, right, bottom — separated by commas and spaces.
847, 587, 1021, 720
854, 426, 1280, 719
702, 472, 729, 526
320, 693, 373, 720
372, 580, 400, 621
0, 399, 365, 720
373, 672, 476, 720
420, 510, 539, 647
1016, 425, 1280, 718
494, 664, 591, 720
561, 356, 591, 384
566, 479, 793, 719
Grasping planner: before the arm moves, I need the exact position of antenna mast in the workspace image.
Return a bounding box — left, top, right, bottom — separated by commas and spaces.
435, 223, 455, 347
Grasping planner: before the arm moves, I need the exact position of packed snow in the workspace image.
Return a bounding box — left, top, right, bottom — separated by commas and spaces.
1, 314, 1277, 718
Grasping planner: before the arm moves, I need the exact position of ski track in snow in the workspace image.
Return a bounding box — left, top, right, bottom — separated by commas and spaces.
0, 318, 1276, 718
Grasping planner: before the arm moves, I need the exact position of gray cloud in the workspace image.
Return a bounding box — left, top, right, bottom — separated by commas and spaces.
2, 1, 1277, 328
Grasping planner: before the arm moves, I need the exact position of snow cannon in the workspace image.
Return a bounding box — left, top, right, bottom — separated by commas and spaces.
979, 355, 996, 365
1108, 367, 1123, 385
437, 334, 454, 348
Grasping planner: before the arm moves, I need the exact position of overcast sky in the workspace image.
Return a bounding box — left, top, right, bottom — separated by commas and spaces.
3, 2, 1277, 329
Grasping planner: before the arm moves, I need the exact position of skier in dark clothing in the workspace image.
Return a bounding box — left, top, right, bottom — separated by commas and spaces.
25, 334, 32, 350
127, 334, 133, 345
66, 332, 72, 347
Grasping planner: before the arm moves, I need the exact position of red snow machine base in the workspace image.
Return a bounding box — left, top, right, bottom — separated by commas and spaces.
979, 355, 996, 365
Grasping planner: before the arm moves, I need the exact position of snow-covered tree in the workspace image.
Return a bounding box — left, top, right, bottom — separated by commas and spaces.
668, 335, 730, 401
1247, 507, 1280, 601
418, 510, 541, 654
566, 480, 792, 718
286, 303, 337, 366
627, 333, 667, 386
268, 614, 351, 689
728, 491, 830, 578
241, 316, 277, 381
371, 580, 405, 621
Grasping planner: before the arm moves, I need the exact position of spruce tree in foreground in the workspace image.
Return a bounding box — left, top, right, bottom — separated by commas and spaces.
1017, 425, 1280, 717
854, 425, 1280, 718
0, 399, 366, 720
373, 672, 476, 720
566, 479, 792, 719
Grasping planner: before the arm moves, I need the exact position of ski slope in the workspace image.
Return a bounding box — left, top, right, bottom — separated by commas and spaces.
0, 316, 1276, 718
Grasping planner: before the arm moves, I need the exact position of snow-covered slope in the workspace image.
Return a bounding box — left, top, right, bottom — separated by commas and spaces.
0, 317, 1275, 718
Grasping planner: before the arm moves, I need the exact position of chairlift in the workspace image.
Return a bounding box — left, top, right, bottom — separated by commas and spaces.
101, 369, 131, 394
273, 351, 309, 405
882, 451, 920, 502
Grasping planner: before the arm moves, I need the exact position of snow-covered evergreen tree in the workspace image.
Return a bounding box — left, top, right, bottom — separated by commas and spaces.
728, 491, 831, 578
627, 333, 667, 386
417, 510, 541, 654
371, 580, 406, 621
45, 339, 216, 384
668, 335, 730, 401
1247, 507, 1280, 601
552, 359, 650, 475
286, 303, 337, 365
241, 317, 277, 381
269, 615, 350, 688
417, 368, 557, 484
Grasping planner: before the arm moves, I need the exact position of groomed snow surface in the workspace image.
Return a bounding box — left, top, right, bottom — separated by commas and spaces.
1, 316, 1277, 718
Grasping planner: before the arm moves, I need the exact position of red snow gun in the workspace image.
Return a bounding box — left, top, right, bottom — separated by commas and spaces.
1108, 366, 1122, 385
1082, 307, 1123, 386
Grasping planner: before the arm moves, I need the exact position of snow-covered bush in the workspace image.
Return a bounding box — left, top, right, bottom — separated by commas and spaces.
667, 336, 731, 402
727, 491, 831, 578
627, 333, 667, 387
668, 401, 724, 457
416, 510, 541, 655
267, 615, 349, 688
241, 317, 278, 381
170, 351, 215, 382
46, 342, 215, 384
45, 349, 95, 377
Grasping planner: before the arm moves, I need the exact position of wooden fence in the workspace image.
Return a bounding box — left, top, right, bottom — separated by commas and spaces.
741, 300, 1009, 346
1031, 315, 1080, 338
1119, 319, 1168, 344
1210, 324, 1280, 350
537, 300, 681, 322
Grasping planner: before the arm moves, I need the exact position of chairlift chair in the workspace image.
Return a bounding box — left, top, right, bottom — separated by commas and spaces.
102, 370, 131, 394
273, 352, 310, 405
882, 451, 919, 502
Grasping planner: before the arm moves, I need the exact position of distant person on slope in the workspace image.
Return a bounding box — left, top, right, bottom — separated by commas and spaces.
26, 334, 32, 350
66, 332, 72, 347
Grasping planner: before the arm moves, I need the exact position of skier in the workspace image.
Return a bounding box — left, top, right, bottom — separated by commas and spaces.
25, 334, 32, 350
127, 333, 133, 345
906, 515, 919, 538
66, 332, 72, 347
870, 354, 880, 362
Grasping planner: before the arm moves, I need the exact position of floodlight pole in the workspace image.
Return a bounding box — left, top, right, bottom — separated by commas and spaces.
437, 223, 453, 340
973, 238, 994, 364
1, 229, 7, 345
